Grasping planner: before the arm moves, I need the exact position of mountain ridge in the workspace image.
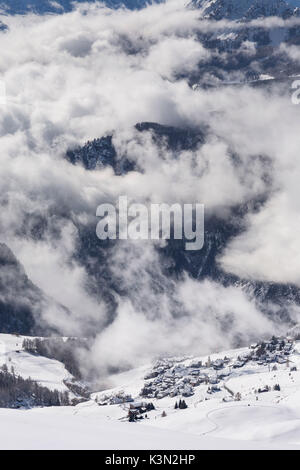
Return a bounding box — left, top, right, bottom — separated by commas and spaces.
0, 0, 160, 15
191, 0, 300, 20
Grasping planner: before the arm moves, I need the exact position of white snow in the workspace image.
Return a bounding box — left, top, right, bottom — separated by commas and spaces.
88, 340, 300, 449
0, 402, 298, 450
1, 334, 300, 449
0, 334, 72, 392
258, 74, 275, 81
0, 398, 299, 449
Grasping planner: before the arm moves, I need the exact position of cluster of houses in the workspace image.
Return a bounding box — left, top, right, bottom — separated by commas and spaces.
97, 391, 134, 406
95, 336, 296, 407
248, 337, 294, 365
139, 336, 295, 400
140, 357, 228, 399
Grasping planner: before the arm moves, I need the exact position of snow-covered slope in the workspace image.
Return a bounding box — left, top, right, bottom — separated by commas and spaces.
0, 334, 72, 392
2, 333, 300, 448
1, 405, 293, 450
87, 335, 300, 449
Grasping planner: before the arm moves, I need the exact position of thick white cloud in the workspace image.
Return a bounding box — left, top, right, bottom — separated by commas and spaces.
145, 37, 210, 79
84, 274, 277, 376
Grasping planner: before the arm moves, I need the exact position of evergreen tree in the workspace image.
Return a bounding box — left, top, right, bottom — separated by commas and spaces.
0, 368, 72, 408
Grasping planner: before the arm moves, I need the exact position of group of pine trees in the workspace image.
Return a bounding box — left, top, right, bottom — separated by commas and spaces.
22, 337, 86, 379
0, 364, 70, 408
128, 402, 156, 422
174, 399, 188, 409
145, 402, 155, 411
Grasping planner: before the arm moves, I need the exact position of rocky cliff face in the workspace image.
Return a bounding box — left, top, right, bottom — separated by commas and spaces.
0, 243, 41, 333
0, 243, 68, 335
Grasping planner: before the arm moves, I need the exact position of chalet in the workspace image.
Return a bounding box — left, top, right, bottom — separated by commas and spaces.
213, 359, 224, 370
233, 360, 245, 368
258, 386, 269, 393
208, 376, 219, 385
208, 385, 221, 393
189, 361, 202, 368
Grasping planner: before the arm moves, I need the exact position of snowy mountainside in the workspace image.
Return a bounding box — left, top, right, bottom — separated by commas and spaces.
191, 0, 300, 20
188, 1, 300, 83
0, 334, 72, 392
95, 334, 300, 406
0, 0, 160, 15
0, 333, 89, 406
1, 332, 300, 448
88, 333, 300, 448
